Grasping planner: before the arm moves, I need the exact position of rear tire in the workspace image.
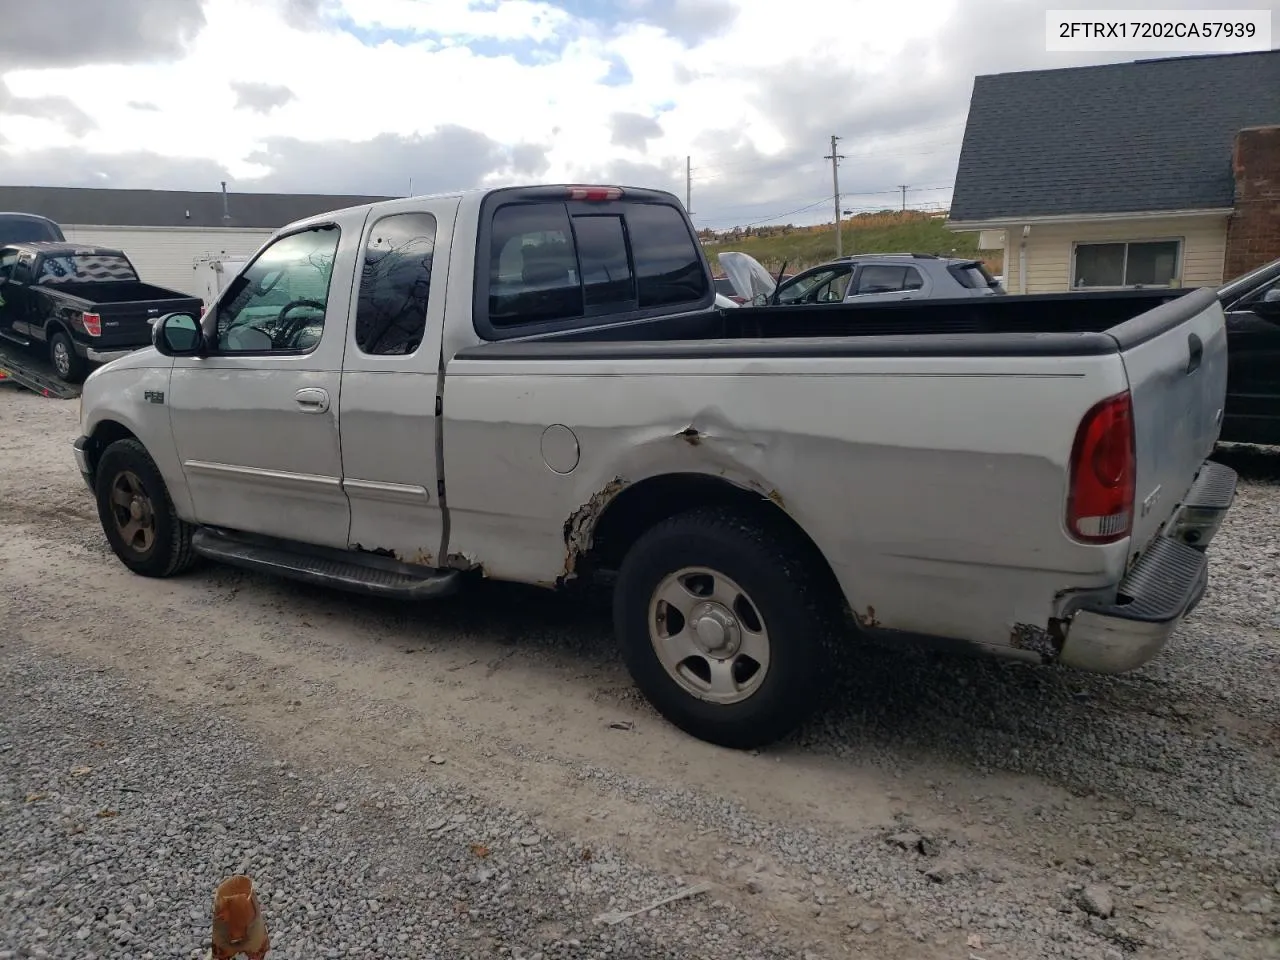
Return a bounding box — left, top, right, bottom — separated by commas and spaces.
94, 438, 199, 578
613, 505, 839, 749
49, 330, 87, 384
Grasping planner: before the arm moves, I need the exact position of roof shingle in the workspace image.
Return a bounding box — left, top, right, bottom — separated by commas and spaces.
0, 185, 397, 229
949, 50, 1280, 223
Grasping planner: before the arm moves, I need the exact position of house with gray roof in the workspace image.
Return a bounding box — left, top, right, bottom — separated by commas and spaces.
0, 184, 393, 296
947, 50, 1280, 294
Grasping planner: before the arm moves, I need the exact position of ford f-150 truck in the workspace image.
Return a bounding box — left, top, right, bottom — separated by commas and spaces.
72, 184, 1238, 748
0, 242, 203, 383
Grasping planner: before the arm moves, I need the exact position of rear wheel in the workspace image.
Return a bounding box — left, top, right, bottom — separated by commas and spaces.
94, 438, 198, 578
613, 505, 839, 749
49, 330, 87, 383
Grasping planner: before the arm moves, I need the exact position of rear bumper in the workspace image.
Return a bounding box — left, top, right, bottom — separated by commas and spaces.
84, 346, 140, 363
1057, 459, 1237, 674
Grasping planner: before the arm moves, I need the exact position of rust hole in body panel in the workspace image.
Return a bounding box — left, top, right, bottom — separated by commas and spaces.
678, 426, 703, 446
446, 552, 482, 573
854, 605, 880, 629
561, 476, 629, 581
1009, 620, 1067, 662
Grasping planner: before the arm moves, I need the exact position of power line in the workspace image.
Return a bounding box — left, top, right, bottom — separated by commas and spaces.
700, 195, 836, 229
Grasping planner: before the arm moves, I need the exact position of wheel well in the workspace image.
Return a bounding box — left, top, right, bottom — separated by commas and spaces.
45, 318, 70, 340
580, 473, 843, 595
87, 420, 139, 477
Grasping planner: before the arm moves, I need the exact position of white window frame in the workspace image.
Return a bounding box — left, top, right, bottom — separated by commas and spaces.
1069, 237, 1184, 290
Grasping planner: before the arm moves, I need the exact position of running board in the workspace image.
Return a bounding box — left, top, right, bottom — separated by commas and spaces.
0, 329, 32, 348
191, 528, 462, 599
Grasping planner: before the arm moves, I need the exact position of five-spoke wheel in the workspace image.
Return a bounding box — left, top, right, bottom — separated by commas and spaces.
615, 505, 837, 749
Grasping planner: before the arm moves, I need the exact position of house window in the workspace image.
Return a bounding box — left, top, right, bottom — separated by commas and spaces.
1073, 240, 1180, 289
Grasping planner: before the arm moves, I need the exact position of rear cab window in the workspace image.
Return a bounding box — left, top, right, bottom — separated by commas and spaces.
476, 187, 712, 339
35, 252, 138, 285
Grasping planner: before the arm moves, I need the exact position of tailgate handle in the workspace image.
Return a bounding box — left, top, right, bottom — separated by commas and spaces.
1186, 333, 1203, 375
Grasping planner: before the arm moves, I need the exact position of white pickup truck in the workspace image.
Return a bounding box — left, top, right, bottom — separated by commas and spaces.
73, 184, 1238, 748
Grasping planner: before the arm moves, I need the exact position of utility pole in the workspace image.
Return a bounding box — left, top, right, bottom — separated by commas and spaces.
824, 135, 844, 258
898, 184, 909, 212
686, 156, 693, 215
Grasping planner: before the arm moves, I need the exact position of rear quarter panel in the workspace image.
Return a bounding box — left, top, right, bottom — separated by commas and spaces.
441, 348, 1133, 650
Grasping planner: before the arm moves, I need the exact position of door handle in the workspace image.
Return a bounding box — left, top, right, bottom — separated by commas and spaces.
1186, 333, 1203, 375
294, 387, 330, 413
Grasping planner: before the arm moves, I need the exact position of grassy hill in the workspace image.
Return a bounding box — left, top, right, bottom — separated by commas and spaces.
701, 211, 1004, 277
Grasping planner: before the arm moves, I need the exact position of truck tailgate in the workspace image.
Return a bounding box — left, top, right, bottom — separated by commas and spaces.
94, 297, 200, 348
1115, 287, 1228, 562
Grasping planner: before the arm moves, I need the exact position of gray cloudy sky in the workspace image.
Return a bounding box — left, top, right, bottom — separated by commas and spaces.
0, 0, 1275, 228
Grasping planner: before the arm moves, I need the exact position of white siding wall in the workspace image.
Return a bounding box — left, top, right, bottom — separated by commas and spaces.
61, 225, 274, 297
1020, 216, 1228, 294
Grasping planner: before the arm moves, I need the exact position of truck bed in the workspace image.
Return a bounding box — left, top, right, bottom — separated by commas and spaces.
39, 280, 195, 307
458, 288, 1205, 360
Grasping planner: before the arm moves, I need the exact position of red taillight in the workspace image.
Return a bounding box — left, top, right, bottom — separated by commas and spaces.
567, 186, 623, 202
1066, 390, 1135, 544
82, 312, 102, 337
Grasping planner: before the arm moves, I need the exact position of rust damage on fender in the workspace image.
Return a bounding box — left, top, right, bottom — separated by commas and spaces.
854, 605, 880, 629
1009, 619, 1068, 662
562, 475, 629, 581
445, 551, 483, 573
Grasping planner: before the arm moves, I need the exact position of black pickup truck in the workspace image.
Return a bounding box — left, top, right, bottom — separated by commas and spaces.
0, 242, 202, 383
1218, 256, 1280, 447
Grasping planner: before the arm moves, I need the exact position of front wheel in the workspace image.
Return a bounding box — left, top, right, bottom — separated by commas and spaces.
94, 438, 199, 578
49, 330, 87, 383
613, 506, 839, 749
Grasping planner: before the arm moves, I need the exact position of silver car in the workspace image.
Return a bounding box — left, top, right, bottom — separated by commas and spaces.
719, 251, 1004, 306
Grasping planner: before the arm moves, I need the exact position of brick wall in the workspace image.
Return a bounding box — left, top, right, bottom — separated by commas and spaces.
1225, 125, 1280, 279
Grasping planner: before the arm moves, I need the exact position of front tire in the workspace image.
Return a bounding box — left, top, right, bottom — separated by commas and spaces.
94, 438, 198, 578
613, 505, 839, 749
49, 330, 87, 384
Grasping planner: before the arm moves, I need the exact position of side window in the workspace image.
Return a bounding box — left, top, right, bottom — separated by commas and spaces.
214, 225, 340, 354
902, 267, 924, 290
489, 203, 582, 327
355, 212, 437, 356
855, 265, 909, 294
11, 254, 32, 283
626, 202, 708, 308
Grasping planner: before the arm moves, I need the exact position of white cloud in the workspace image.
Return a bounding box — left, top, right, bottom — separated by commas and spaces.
1, 0, 1276, 227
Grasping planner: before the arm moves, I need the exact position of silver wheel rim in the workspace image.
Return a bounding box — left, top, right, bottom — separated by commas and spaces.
647, 566, 771, 704
53, 340, 70, 376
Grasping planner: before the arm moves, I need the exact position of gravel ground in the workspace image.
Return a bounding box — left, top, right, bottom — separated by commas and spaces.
0, 644, 791, 960
1, 391, 1279, 960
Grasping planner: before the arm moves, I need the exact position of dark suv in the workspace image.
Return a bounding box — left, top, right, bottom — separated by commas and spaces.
0, 213, 65, 244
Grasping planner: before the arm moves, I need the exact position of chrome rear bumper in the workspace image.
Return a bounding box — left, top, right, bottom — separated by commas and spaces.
1058, 459, 1237, 674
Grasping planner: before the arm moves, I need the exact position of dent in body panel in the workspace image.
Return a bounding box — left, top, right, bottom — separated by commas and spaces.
440, 360, 1133, 651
